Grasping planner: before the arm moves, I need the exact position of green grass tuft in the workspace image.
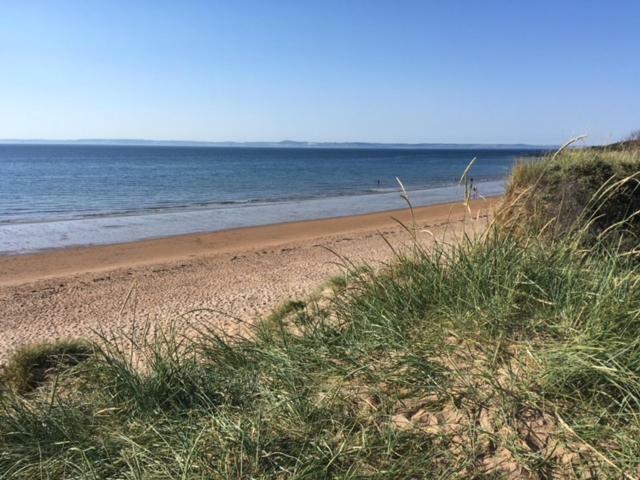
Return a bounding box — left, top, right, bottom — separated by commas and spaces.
1, 339, 93, 394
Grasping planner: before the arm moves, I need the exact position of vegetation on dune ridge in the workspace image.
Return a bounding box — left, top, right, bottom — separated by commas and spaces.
498, 146, 640, 245
597, 130, 640, 152
2, 147, 640, 478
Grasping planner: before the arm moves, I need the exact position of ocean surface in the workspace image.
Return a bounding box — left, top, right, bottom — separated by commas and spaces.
0, 144, 546, 253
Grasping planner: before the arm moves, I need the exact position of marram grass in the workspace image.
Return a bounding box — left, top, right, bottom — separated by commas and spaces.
1, 148, 640, 478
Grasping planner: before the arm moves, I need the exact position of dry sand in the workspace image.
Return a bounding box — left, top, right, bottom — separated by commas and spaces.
0, 199, 497, 361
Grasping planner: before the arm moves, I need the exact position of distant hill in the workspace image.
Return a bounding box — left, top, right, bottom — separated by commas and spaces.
0, 138, 555, 150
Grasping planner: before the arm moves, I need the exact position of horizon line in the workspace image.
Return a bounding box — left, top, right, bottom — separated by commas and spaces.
0, 138, 559, 148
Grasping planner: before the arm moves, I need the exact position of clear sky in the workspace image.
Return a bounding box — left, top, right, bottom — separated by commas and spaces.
1, 1, 639, 145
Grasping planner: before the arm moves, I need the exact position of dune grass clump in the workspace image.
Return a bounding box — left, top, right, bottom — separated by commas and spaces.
1, 148, 640, 477
498, 147, 640, 247
1, 339, 92, 394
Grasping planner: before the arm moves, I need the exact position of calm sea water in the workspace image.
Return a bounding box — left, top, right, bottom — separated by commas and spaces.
0, 144, 545, 253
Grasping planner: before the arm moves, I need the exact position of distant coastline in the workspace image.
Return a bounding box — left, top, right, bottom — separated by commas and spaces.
0, 138, 556, 150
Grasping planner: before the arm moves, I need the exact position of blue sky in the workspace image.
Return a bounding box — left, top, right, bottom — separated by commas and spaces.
1, 1, 639, 145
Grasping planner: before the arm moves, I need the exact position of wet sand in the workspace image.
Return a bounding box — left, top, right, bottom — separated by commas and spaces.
0, 199, 497, 360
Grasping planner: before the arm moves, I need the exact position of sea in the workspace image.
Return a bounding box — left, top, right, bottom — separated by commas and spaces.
0, 144, 547, 254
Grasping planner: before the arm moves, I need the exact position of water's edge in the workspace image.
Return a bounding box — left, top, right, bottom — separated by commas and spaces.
0, 180, 503, 255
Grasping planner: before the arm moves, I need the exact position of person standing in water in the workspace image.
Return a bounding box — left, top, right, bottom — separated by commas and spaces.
469, 178, 480, 199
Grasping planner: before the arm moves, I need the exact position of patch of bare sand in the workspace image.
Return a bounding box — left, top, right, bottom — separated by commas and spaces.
390, 339, 600, 478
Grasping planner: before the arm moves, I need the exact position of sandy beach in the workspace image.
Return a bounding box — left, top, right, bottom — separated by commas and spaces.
0, 199, 496, 361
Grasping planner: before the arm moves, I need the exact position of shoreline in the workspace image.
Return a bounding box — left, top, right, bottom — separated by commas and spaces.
0, 198, 499, 287
0, 181, 506, 255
